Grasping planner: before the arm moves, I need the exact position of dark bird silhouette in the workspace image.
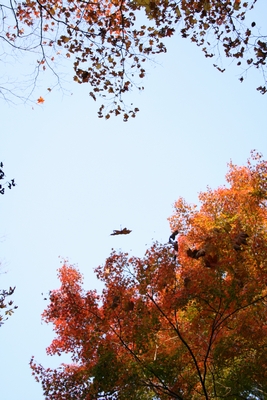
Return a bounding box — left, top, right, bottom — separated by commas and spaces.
110, 228, 132, 236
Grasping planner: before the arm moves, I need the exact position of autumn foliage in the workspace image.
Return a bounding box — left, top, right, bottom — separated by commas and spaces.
31, 151, 267, 398
1, 0, 267, 119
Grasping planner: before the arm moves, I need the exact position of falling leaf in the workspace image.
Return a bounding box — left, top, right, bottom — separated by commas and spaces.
37, 96, 45, 104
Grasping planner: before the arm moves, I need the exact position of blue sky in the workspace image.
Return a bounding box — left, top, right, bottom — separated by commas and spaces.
1, 3, 267, 398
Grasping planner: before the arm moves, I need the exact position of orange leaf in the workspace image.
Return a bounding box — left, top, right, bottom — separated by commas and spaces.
37, 96, 45, 104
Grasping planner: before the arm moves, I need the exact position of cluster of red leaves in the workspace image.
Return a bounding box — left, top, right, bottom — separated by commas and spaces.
31, 151, 267, 398
2, 0, 266, 118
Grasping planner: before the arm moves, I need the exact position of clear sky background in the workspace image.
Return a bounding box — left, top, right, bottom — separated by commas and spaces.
1, 3, 267, 399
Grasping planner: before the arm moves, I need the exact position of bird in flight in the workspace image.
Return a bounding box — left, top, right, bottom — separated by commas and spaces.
110, 227, 132, 236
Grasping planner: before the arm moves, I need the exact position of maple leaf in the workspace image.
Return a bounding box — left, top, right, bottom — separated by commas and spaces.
166, 28, 175, 37
37, 96, 45, 104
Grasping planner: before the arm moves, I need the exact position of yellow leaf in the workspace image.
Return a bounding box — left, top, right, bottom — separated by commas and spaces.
133, 0, 150, 6
61, 36, 70, 43
203, 2, 211, 11
233, 0, 241, 10
175, 6, 181, 17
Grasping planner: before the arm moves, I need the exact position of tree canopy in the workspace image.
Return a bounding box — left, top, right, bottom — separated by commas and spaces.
31, 151, 267, 399
1, 0, 266, 119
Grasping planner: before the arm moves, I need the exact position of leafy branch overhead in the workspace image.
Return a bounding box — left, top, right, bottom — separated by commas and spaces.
31, 151, 267, 398
0, 287, 17, 327
0, 162, 17, 326
0, 163, 16, 195
1, 0, 266, 119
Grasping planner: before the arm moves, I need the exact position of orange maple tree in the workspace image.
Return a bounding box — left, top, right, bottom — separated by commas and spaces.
31, 151, 267, 398
1, 0, 267, 119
